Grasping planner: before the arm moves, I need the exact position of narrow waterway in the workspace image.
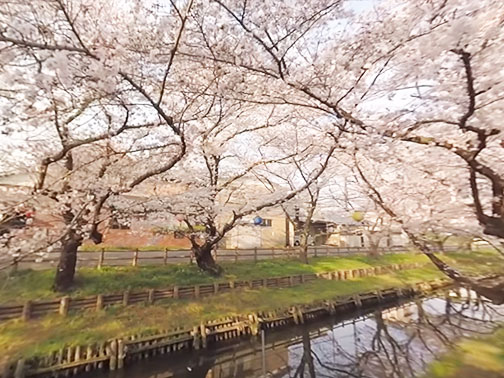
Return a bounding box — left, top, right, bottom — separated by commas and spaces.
85, 289, 504, 378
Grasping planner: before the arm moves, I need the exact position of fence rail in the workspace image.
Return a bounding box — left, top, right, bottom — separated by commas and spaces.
7, 245, 459, 271
0, 262, 431, 322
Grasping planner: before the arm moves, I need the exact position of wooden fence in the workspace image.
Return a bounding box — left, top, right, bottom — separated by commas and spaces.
0, 262, 430, 322
11, 245, 457, 271
3, 278, 452, 378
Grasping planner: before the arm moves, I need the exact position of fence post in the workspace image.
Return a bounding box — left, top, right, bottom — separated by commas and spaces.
314, 247, 318, 258
122, 290, 130, 306
200, 323, 208, 348
132, 249, 139, 267
194, 285, 200, 298
73, 345, 81, 375
272, 247, 275, 259
96, 294, 104, 311
249, 313, 259, 336
59, 296, 70, 316
164, 248, 168, 265
326, 246, 330, 256
14, 359, 25, 378
147, 289, 155, 304
21, 301, 31, 321
293, 307, 304, 324
97, 248, 105, 269
117, 339, 125, 369
353, 294, 362, 308
173, 286, 179, 299
234, 248, 238, 263
66, 347, 73, 368
254, 247, 258, 263
85, 345, 93, 371
109, 340, 118, 371
291, 306, 299, 325
192, 326, 201, 350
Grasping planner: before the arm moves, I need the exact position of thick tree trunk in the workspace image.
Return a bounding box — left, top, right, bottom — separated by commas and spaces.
192, 245, 223, 276
53, 230, 82, 292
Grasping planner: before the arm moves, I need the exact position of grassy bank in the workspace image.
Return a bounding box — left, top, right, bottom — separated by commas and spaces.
0, 253, 429, 303
0, 267, 445, 359
1, 251, 502, 303
425, 327, 504, 378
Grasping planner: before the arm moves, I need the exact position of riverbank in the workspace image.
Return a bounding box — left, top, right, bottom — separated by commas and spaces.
0, 250, 502, 365
0, 267, 446, 361
1, 250, 501, 303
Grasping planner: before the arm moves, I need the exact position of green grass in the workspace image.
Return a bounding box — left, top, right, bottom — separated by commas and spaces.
439, 250, 504, 276
424, 327, 504, 378
1, 251, 501, 304
0, 267, 446, 359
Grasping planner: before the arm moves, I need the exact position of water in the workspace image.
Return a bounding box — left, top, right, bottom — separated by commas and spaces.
85, 289, 504, 378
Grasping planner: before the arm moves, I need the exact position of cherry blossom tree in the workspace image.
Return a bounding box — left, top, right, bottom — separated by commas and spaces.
257, 131, 342, 263
2, 0, 503, 292
0, 0, 221, 290
190, 0, 503, 282
135, 100, 338, 274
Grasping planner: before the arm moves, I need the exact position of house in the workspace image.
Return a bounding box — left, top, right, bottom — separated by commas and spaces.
324, 214, 408, 248
221, 207, 295, 249
0, 172, 192, 249
1, 170, 407, 250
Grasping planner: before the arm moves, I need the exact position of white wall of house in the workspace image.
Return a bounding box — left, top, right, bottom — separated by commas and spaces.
223, 210, 290, 248
341, 234, 365, 247
389, 232, 409, 246
227, 224, 262, 248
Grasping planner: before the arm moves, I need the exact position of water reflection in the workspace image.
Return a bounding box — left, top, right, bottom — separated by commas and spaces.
289, 290, 503, 378
90, 289, 504, 378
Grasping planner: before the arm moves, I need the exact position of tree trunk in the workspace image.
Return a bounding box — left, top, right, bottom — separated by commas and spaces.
300, 244, 309, 264
424, 252, 504, 304
192, 245, 223, 276
368, 241, 380, 257
53, 230, 82, 292
302, 327, 316, 378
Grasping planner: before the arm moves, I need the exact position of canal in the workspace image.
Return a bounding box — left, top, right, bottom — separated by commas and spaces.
83, 288, 503, 378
